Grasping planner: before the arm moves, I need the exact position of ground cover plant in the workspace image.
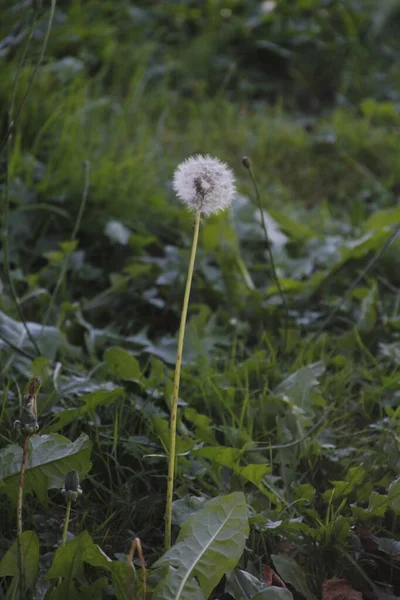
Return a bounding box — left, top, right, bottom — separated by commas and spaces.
1, 0, 400, 598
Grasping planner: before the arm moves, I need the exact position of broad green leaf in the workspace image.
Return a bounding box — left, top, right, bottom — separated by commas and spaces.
104, 346, 142, 380
46, 388, 124, 432
46, 529, 131, 600
0, 433, 91, 506
272, 555, 317, 600
0, 310, 80, 369
388, 477, 400, 512
46, 531, 111, 580
152, 416, 195, 454
226, 569, 268, 599
268, 210, 315, 242
80, 577, 109, 599
273, 361, 325, 412
172, 495, 206, 526
364, 206, 400, 232
195, 446, 271, 497
0, 531, 39, 592
153, 566, 205, 600
49, 581, 79, 600
153, 492, 249, 600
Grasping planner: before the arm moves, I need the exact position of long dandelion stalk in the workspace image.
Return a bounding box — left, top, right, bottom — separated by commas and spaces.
57, 471, 82, 587
165, 211, 200, 550
14, 378, 40, 600
164, 155, 236, 549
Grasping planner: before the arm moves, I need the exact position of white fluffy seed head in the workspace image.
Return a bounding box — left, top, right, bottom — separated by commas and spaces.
172, 154, 236, 216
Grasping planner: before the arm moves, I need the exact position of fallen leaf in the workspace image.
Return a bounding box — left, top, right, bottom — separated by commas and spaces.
322, 579, 363, 600
263, 564, 287, 588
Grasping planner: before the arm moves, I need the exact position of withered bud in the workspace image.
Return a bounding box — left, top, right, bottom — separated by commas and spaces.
242, 156, 252, 170
62, 470, 82, 502
14, 377, 40, 436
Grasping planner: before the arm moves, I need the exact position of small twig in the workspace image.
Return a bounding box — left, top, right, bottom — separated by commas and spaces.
242, 157, 290, 350
127, 537, 147, 600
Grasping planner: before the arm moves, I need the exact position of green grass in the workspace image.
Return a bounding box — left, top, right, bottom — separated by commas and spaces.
1, 1, 400, 598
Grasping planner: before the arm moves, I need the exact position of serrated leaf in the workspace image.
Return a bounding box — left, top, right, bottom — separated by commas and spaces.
0, 433, 91, 506
273, 361, 325, 413
153, 492, 249, 600
104, 346, 142, 380
0, 531, 39, 592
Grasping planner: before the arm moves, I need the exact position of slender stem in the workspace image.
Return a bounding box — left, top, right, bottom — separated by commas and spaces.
41, 160, 91, 329
127, 537, 147, 600
17, 437, 29, 600
57, 497, 72, 587
164, 212, 201, 550
0, 0, 57, 158
247, 166, 290, 350
61, 497, 72, 547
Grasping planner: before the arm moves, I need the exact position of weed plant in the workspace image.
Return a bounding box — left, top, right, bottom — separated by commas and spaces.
1, 1, 400, 599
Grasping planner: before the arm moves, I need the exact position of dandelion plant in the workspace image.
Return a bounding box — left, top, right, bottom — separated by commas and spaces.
14, 377, 40, 600
164, 155, 236, 549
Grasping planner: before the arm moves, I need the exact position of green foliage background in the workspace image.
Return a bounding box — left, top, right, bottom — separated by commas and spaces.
2, 0, 400, 598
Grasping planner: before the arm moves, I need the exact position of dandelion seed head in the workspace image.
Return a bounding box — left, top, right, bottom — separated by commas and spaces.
173, 154, 235, 216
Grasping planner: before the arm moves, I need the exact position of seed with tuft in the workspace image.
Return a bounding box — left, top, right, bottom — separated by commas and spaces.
173, 154, 236, 216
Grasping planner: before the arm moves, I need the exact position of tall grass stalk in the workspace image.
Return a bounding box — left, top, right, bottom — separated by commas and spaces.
42, 160, 91, 329
242, 157, 289, 350
165, 211, 201, 549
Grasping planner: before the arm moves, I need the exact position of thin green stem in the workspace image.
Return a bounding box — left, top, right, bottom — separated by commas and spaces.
57, 497, 72, 587
0, 0, 57, 158
41, 160, 91, 329
61, 497, 72, 547
246, 165, 289, 350
17, 437, 29, 600
164, 211, 201, 550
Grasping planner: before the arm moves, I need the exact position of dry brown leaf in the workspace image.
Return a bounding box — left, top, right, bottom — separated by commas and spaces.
262, 564, 287, 588
322, 578, 363, 600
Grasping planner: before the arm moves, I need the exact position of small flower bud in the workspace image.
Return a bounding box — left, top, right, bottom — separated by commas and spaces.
62, 470, 82, 502
242, 156, 252, 170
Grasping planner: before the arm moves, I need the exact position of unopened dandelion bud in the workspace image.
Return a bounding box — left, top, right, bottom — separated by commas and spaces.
173, 154, 235, 217
14, 377, 40, 436
242, 156, 252, 170
62, 470, 82, 502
